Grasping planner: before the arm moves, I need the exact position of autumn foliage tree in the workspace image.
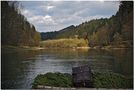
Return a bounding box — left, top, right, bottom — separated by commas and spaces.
41, 1, 132, 47
1, 1, 41, 46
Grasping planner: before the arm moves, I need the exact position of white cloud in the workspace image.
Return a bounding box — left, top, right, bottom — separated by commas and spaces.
47, 5, 55, 10
29, 16, 42, 22
28, 15, 57, 25
20, 1, 120, 32
39, 5, 55, 11
43, 15, 51, 20
21, 9, 33, 17
43, 15, 57, 24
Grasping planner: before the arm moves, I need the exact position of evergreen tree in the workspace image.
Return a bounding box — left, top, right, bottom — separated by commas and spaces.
2, 1, 41, 46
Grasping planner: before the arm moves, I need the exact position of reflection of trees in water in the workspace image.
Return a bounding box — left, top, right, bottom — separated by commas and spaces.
87, 49, 114, 73
110, 49, 133, 78
41, 48, 90, 59
41, 48, 114, 59
2, 50, 41, 89
40, 49, 114, 73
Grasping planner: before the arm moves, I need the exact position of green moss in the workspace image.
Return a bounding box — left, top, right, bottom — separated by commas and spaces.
32, 72, 133, 89
93, 72, 133, 88
32, 72, 72, 88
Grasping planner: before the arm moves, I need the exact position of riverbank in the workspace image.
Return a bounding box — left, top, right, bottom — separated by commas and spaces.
40, 39, 88, 48
32, 72, 133, 89
2, 39, 133, 54
39, 39, 132, 50
2, 43, 133, 52
2, 44, 132, 54
1, 45, 44, 52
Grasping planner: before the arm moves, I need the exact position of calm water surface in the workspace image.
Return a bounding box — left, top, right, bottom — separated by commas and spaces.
2, 48, 133, 89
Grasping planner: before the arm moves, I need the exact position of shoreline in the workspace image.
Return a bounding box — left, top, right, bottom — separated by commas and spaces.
2, 45, 132, 51
41, 46, 132, 50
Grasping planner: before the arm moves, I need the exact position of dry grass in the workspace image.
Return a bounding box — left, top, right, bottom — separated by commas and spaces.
40, 39, 88, 48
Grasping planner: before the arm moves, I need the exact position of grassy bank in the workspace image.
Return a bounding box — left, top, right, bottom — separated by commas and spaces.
2, 45, 44, 52
93, 72, 132, 88
32, 72, 132, 89
40, 39, 88, 48
32, 72, 72, 88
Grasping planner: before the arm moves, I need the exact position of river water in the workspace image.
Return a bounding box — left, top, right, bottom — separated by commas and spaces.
2, 48, 133, 89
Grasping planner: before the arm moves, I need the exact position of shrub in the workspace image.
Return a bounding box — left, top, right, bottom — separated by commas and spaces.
40, 39, 88, 48
32, 72, 72, 88
93, 72, 133, 88
32, 72, 132, 89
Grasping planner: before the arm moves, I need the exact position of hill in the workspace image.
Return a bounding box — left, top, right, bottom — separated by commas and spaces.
40, 25, 75, 40
40, 1, 133, 47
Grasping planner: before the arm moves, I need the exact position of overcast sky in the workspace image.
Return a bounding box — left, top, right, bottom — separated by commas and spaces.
20, 1, 120, 32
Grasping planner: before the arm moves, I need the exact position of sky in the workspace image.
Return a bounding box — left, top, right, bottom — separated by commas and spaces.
20, 1, 120, 32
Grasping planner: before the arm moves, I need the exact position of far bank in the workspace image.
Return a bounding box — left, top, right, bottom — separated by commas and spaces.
40, 39, 132, 49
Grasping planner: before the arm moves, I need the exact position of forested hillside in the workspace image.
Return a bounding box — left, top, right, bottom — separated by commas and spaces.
41, 1, 133, 47
40, 25, 75, 40
2, 1, 41, 46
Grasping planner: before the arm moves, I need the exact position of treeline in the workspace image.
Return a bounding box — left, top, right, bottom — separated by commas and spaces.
41, 1, 133, 47
2, 1, 41, 46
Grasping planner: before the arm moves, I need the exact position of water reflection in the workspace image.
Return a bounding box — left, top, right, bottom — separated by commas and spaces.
111, 49, 133, 78
2, 48, 133, 89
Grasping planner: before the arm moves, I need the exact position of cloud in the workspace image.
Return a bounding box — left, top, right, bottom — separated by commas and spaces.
47, 5, 55, 10
39, 5, 56, 11
20, 1, 120, 32
21, 9, 34, 17
28, 15, 57, 25
43, 15, 57, 25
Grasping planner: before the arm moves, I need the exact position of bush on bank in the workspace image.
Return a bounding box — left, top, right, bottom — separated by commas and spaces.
32, 72, 132, 89
40, 39, 88, 48
32, 72, 72, 88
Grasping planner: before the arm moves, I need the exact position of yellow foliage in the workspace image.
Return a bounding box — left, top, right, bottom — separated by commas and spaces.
40, 39, 88, 48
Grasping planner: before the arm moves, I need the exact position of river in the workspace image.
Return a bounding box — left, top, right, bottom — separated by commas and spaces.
2, 48, 133, 89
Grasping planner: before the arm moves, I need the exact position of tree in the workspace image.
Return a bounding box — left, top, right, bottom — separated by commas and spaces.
1, 1, 41, 46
